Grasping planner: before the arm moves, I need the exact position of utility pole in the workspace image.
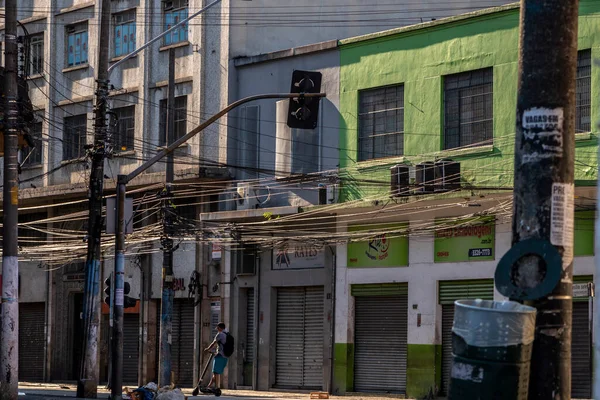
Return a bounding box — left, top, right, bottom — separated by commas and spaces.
0, 1, 20, 399
78, 0, 111, 397
159, 48, 176, 387
511, 1, 578, 399
111, 180, 126, 400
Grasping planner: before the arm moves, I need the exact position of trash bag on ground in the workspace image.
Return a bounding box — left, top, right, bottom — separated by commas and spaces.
155, 388, 185, 400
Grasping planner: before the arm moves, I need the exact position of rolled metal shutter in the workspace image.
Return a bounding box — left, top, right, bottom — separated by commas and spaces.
275, 288, 305, 388
303, 287, 324, 389
172, 299, 195, 386
439, 279, 493, 396
441, 305, 455, 396
19, 302, 45, 381
275, 287, 324, 389
246, 289, 255, 364
571, 301, 591, 398
123, 314, 140, 384
354, 295, 408, 393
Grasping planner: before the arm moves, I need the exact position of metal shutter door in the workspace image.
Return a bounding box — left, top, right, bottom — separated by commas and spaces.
275, 288, 305, 388
172, 299, 195, 386
441, 304, 455, 396
303, 287, 324, 389
571, 301, 591, 399
354, 295, 407, 393
246, 289, 255, 364
19, 302, 45, 381
123, 314, 139, 384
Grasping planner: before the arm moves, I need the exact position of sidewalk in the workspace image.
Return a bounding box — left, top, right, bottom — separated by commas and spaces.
18, 382, 412, 400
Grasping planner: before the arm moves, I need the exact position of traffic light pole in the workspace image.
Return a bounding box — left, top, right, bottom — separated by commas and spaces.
158, 48, 176, 387
111, 92, 324, 397
511, 1, 579, 399
0, 1, 20, 398
79, 0, 111, 397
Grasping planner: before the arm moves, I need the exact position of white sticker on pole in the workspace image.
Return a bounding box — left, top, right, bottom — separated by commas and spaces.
521, 108, 564, 164
115, 288, 124, 306
550, 183, 574, 267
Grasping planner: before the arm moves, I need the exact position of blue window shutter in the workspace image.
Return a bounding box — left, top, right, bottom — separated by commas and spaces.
129, 22, 136, 53
114, 25, 122, 56
165, 12, 173, 45
82, 31, 88, 63
74, 32, 81, 65
67, 33, 74, 66
180, 9, 188, 42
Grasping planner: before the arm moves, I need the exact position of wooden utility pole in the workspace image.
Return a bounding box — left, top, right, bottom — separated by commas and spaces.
512, 1, 579, 398
0, 0, 20, 399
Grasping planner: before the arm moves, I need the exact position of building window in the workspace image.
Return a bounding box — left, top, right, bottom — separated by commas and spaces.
444, 68, 493, 150
22, 121, 43, 166
238, 105, 260, 176
235, 245, 257, 275
29, 34, 44, 75
111, 106, 135, 152
358, 85, 404, 161
576, 49, 591, 133
66, 23, 89, 67
114, 10, 136, 57
63, 114, 88, 160
291, 127, 319, 174
163, 0, 189, 45
159, 96, 187, 146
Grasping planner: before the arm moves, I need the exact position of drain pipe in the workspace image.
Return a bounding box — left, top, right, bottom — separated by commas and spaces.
253, 255, 260, 390
328, 245, 336, 394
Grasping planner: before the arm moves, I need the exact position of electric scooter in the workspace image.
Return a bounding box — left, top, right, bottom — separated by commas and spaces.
192, 352, 222, 397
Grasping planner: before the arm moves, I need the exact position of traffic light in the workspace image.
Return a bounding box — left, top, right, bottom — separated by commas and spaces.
124, 281, 137, 309
287, 70, 322, 130
104, 276, 111, 306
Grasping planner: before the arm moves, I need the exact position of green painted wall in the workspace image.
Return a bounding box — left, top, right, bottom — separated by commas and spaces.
406, 344, 441, 398
339, 1, 600, 202
332, 343, 354, 394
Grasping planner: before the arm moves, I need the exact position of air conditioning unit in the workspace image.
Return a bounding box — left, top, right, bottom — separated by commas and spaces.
390, 164, 410, 197
415, 162, 436, 193
434, 159, 461, 191
318, 184, 339, 205
236, 182, 259, 210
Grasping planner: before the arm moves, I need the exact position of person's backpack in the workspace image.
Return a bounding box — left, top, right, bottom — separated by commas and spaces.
223, 332, 235, 357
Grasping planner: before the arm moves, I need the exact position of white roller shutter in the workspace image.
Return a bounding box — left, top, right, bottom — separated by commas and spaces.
303, 287, 324, 388
441, 304, 455, 396
354, 295, 407, 393
275, 287, 324, 389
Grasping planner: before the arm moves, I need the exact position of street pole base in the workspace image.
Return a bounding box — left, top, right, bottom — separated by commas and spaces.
77, 379, 98, 398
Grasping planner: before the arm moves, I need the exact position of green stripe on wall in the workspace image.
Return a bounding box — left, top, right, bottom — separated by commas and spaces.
351, 283, 408, 297
439, 279, 494, 304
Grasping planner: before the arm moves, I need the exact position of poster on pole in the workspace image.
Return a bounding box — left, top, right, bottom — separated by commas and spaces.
347, 224, 409, 268
434, 219, 495, 263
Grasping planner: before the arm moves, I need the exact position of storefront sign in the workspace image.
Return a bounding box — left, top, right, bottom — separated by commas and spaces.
347, 224, 409, 267
212, 243, 222, 260
273, 242, 325, 269
434, 220, 495, 263
573, 283, 592, 298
